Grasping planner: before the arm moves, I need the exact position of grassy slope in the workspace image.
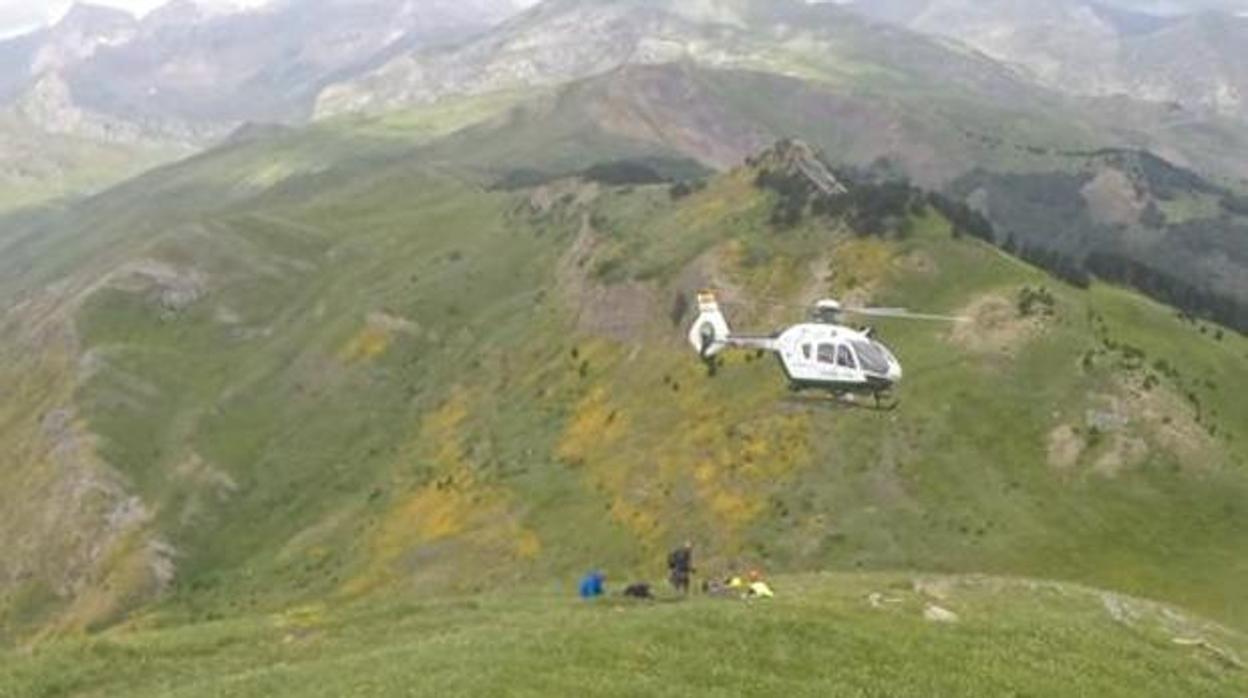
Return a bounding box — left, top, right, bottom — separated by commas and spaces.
0, 107, 1246, 693
3, 574, 1247, 698
3, 124, 1246, 623
0, 116, 185, 212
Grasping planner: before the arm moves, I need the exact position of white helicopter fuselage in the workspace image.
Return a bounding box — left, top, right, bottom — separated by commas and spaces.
689, 293, 904, 395
771, 323, 902, 392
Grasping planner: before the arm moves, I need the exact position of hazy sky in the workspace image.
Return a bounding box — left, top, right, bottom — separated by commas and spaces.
0, 0, 272, 37
2, 0, 1246, 39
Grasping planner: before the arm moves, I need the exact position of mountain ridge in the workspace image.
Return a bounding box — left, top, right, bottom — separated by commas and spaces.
851, 0, 1248, 122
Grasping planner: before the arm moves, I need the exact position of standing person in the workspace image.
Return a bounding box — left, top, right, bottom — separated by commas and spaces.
667, 540, 694, 595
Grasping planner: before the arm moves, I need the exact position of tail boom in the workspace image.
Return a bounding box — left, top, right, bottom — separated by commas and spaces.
688, 292, 778, 358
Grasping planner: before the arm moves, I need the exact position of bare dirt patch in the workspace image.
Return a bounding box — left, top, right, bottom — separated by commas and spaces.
1047, 425, 1084, 470
1081, 167, 1146, 227
556, 214, 660, 343
950, 293, 1044, 357
1114, 378, 1215, 470
1049, 379, 1215, 477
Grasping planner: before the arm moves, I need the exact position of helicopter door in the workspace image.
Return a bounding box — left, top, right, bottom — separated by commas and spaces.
815, 344, 841, 382
816, 343, 858, 384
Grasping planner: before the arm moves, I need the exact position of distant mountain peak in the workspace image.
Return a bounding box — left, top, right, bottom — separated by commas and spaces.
140, 0, 220, 30
54, 3, 138, 32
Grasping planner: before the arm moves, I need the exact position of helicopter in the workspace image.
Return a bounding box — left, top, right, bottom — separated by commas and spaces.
687, 291, 965, 407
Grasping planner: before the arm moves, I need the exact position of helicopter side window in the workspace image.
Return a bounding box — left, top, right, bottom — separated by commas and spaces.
836, 344, 857, 369
802, 344, 812, 360
817, 344, 837, 364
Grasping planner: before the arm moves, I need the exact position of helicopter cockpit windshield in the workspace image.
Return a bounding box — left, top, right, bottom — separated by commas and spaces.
851, 339, 893, 376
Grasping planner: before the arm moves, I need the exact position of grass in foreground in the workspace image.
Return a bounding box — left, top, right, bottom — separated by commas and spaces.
2, 573, 1246, 698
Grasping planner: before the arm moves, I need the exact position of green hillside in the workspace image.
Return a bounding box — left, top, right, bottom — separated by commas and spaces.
0, 115, 183, 213
4, 574, 1246, 697
395, 64, 1248, 328
1, 105, 1246, 657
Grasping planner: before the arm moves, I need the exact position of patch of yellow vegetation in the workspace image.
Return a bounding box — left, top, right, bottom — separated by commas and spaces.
682, 410, 809, 535
609, 498, 663, 539
272, 603, 328, 631
826, 236, 897, 298
51, 530, 164, 636
339, 323, 391, 364
344, 389, 541, 596
557, 386, 629, 465
515, 530, 543, 560
675, 169, 761, 227
557, 358, 812, 554
0, 322, 183, 639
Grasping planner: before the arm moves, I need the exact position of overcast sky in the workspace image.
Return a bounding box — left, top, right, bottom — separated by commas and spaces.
2, 0, 1246, 39
0, 0, 272, 37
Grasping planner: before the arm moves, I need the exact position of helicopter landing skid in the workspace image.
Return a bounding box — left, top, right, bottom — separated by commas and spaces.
783, 388, 898, 412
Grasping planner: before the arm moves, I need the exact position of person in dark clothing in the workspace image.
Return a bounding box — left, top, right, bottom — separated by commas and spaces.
623, 583, 653, 600
667, 540, 694, 594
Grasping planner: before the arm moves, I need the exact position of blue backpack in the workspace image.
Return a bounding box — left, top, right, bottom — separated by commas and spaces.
579, 571, 605, 599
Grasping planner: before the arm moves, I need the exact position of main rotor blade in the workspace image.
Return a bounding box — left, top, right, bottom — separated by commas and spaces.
715, 297, 807, 312
843, 307, 970, 323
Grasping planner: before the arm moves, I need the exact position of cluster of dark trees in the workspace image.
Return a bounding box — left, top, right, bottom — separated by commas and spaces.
1017, 286, 1057, 318
669, 179, 707, 200
492, 167, 558, 190
927, 192, 994, 242
1086, 253, 1248, 332
841, 179, 926, 237
1221, 193, 1248, 217
504, 145, 1248, 334
493, 157, 711, 190
1014, 244, 1091, 288
753, 166, 925, 236
581, 160, 670, 186
754, 167, 817, 227
938, 165, 1248, 332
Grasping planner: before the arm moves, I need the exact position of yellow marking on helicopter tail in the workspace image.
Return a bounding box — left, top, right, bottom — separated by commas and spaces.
343, 389, 541, 596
